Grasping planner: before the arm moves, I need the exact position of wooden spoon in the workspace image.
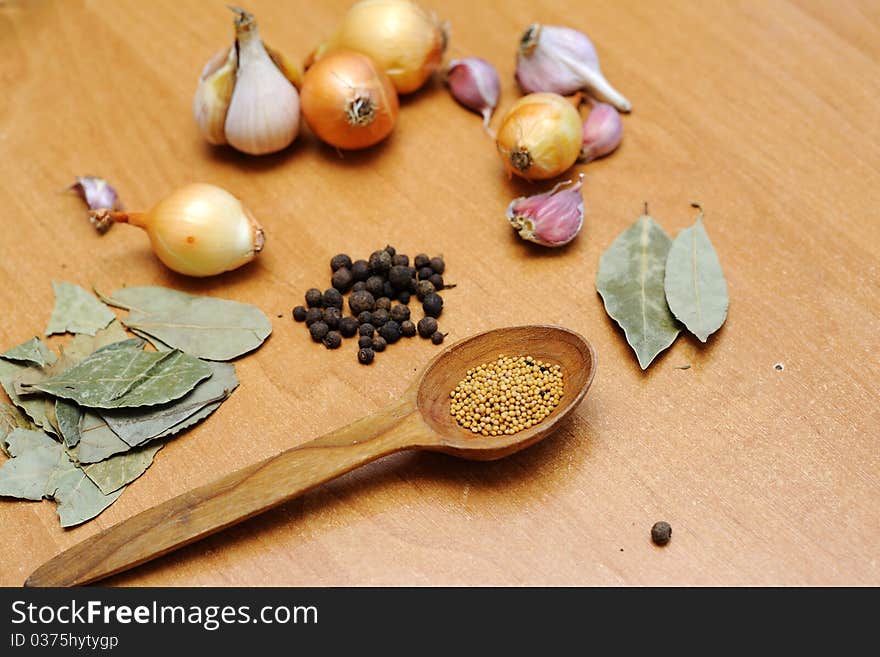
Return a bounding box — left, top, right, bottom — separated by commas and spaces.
26, 325, 596, 587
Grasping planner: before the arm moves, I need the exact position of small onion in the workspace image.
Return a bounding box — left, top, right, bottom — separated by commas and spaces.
310, 0, 447, 94
301, 50, 399, 150
495, 92, 582, 180
90, 183, 264, 277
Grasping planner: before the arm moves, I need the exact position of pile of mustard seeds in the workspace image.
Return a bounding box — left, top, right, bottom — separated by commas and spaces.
450, 355, 564, 436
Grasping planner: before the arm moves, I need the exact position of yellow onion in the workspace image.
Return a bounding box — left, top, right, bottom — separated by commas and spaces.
91, 184, 264, 277
310, 0, 446, 94
301, 50, 399, 150
495, 92, 582, 180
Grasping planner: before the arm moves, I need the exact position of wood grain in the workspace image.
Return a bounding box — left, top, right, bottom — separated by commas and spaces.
1, 0, 878, 586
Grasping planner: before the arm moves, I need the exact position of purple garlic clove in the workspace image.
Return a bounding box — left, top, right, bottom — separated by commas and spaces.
580, 102, 623, 162
69, 176, 123, 234
445, 57, 500, 129
506, 174, 585, 247
515, 24, 631, 113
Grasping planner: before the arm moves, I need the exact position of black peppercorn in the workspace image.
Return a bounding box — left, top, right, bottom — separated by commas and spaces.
416, 280, 435, 300
414, 253, 429, 268
371, 336, 387, 352
417, 317, 437, 338
417, 266, 434, 281
358, 335, 373, 349
422, 293, 443, 318
331, 267, 354, 292
322, 307, 341, 329
322, 288, 343, 309
429, 256, 445, 274
379, 320, 401, 344
389, 265, 411, 290
330, 253, 352, 271
651, 522, 672, 546
357, 311, 373, 325
391, 254, 409, 267
407, 277, 418, 293
305, 288, 323, 308
358, 348, 375, 365
390, 304, 410, 323
292, 306, 307, 322
369, 250, 392, 274
397, 290, 411, 304
400, 320, 416, 337
323, 331, 342, 349
365, 275, 385, 298
384, 245, 396, 257
371, 308, 389, 326
352, 281, 367, 292
374, 296, 392, 311
349, 290, 375, 315
305, 307, 323, 326
382, 280, 395, 299
309, 321, 329, 342
358, 323, 375, 337
431, 331, 447, 345
351, 259, 370, 281
339, 316, 359, 338
428, 274, 444, 291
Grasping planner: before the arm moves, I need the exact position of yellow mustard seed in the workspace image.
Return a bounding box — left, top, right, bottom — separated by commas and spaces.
450, 354, 563, 436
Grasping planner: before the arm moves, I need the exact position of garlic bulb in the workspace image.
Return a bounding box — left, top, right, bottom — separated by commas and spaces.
91, 184, 265, 277
507, 175, 585, 247
193, 8, 301, 155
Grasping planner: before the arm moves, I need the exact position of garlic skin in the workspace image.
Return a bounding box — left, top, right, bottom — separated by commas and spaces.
516, 24, 632, 113
495, 92, 582, 180
506, 175, 585, 247
193, 9, 301, 155
445, 58, 500, 129
580, 101, 623, 162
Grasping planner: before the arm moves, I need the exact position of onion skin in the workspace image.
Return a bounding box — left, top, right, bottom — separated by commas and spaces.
301, 51, 399, 150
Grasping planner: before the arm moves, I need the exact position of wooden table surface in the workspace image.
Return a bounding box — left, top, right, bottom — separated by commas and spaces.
1, 0, 878, 587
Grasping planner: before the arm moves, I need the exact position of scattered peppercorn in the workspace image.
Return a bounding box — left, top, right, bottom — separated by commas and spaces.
431, 331, 447, 345
390, 304, 410, 323
322, 288, 343, 309
383, 245, 396, 257
309, 321, 329, 342
372, 336, 387, 352
392, 254, 409, 267
322, 307, 341, 329
389, 265, 412, 290
397, 291, 411, 304
369, 250, 392, 274
422, 293, 443, 318
414, 253, 429, 268
372, 308, 390, 326
352, 281, 367, 292
339, 316, 359, 337
358, 335, 373, 349
365, 275, 385, 298
331, 267, 354, 292
418, 317, 438, 338
428, 274, 444, 291
375, 296, 392, 311
418, 266, 434, 281
429, 256, 445, 274
358, 323, 375, 337
407, 277, 418, 293
330, 253, 352, 271
305, 288, 323, 308
358, 348, 375, 365
351, 259, 370, 281
293, 306, 307, 322
400, 320, 416, 337
323, 331, 342, 349
379, 320, 401, 343
416, 280, 435, 300
357, 311, 373, 325
651, 522, 672, 546
349, 290, 375, 315
382, 280, 395, 299
305, 307, 323, 326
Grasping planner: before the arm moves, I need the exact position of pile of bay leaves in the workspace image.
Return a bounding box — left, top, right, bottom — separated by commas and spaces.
0, 282, 270, 527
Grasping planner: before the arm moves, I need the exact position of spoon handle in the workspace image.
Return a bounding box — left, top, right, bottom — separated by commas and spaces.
26, 396, 426, 587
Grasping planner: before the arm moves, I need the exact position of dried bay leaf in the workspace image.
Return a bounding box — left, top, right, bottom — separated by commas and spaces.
664, 206, 729, 342
153, 399, 223, 441
1, 402, 37, 455
72, 412, 130, 464
2, 337, 57, 367
83, 443, 162, 495
64, 321, 132, 362
56, 400, 83, 448
45, 281, 115, 337
129, 328, 173, 352
105, 286, 271, 360
0, 358, 56, 433
597, 214, 680, 369
23, 348, 212, 409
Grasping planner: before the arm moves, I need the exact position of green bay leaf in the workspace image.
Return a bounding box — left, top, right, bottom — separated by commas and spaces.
45, 281, 115, 337
71, 411, 131, 463
0, 358, 56, 433
55, 400, 83, 448
597, 214, 680, 369
0, 402, 37, 455
2, 337, 57, 367
63, 321, 132, 362
82, 443, 162, 495
664, 207, 729, 342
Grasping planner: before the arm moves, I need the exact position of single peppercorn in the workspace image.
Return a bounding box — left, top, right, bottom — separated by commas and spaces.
391, 254, 409, 267
382, 280, 395, 299
400, 320, 416, 337
292, 306, 307, 322
416, 280, 435, 300
389, 265, 412, 290
349, 290, 375, 315
372, 336, 387, 352
390, 304, 410, 323
339, 316, 359, 338
407, 277, 418, 293
379, 320, 401, 344
372, 308, 390, 326
323, 331, 342, 349
384, 245, 396, 257
357, 311, 373, 325
358, 335, 373, 349
305, 307, 323, 326
417, 317, 438, 338
428, 273, 444, 291
309, 321, 329, 342
358, 348, 375, 365
422, 293, 443, 318
429, 256, 445, 274
375, 297, 392, 311
397, 290, 411, 304
369, 250, 392, 274
331, 267, 354, 292
330, 253, 352, 271
351, 259, 370, 281
365, 275, 385, 298
322, 307, 341, 329
651, 522, 672, 546
322, 288, 343, 309
352, 281, 367, 292
414, 253, 430, 268
305, 288, 323, 308
358, 323, 375, 337
417, 266, 434, 281
431, 331, 447, 345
